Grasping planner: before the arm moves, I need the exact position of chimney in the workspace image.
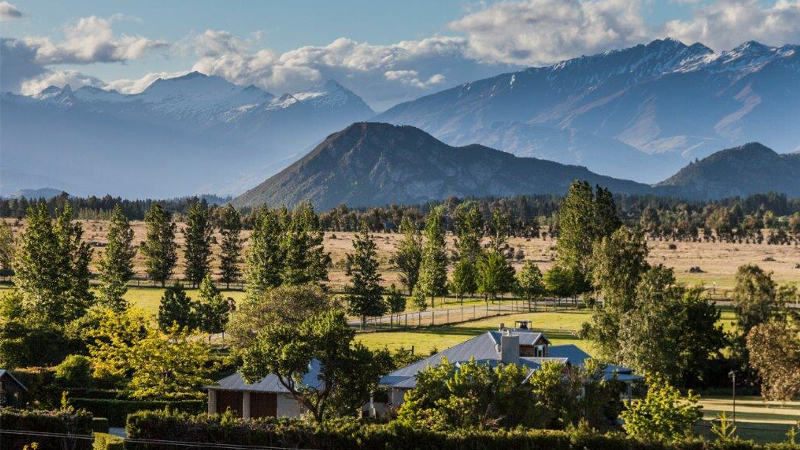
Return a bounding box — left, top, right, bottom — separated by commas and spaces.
500, 331, 519, 365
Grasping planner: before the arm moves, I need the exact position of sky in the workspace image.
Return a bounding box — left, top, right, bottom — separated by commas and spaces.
2, 0, 800, 110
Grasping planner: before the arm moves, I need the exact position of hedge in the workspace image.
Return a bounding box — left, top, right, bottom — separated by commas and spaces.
92, 433, 124, 450
0, 407, 93, 450
65, 397, 204, 427
125, 410, 800, 450
91, 417, 110, 433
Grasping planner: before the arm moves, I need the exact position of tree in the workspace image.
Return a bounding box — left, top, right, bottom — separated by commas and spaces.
417, 206, 448, 308
97, 205, 136, 312
281, 202, 330, 285
140, 203, 177, 287
556, 181, 596, 279
733, 264, 779, 337
593, 186, 622, 238
392, 216, 422, 295
449, 257, 477, 304
88, 308, 150, 384
543, 265, 575, 299
488, 210, 510, 252
746, 320, 800, 401
453, 201, 483, 261
515, 261, 545, 309
195, 275, 229, 340
183, 202, 214, 287
13, 204, 93, 324
476, 250, 515, 301
386, 284, 406, 328
0, 220, 14, 276
620, 374, 701, 442
240, 310, 389, 422
345, 223, 386, 329
244, 207, 284, 299
157, 283, 194, 331
218, 204, 242, 288
227, 284, 335, 351
411, 286, 427, 312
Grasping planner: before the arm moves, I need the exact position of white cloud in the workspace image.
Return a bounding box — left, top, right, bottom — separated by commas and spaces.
663, 0, 800, 50
105, 71, 189, 94
384, 70, 445, 88
0, 1, 23, 21
449, 0, 649, 65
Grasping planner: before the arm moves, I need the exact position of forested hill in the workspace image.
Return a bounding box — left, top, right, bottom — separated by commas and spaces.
232, 122, 652, 211
656, 143, 800, 200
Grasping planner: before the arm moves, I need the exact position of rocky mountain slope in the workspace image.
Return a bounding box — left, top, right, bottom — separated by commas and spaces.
376, 39, 800, 183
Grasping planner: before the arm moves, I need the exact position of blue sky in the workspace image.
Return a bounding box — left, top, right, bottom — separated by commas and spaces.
2, 0, 799, 109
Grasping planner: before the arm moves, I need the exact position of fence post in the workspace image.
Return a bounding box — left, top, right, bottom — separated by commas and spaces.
447, 309, 450, 324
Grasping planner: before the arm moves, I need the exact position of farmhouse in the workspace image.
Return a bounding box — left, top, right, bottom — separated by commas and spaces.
0, 369, 27, 406
204, 360, 320, 419
379, 321, 641, 407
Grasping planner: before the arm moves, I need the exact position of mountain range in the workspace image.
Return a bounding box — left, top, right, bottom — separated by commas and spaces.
233, 123, 800, 210
376, 39, 800, 182
2, 38, 799, 200
0, 73, 373, 197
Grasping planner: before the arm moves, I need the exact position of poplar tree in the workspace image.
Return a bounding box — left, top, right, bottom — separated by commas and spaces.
392, 217, 422, 295
218, 204, 242, 288
183, 202, 214, 287
345, 223, 386, 329
453, 201, 483, 262
386, 284, 406, 328
245, 207, 283, 299
0, 220, 14, 275
516, 261, 545, 309
97, 204, 136, 312
140, 203, 177, 287
281, 202, 329, 285
450, 258, 477, 304
417, 206, 448, 308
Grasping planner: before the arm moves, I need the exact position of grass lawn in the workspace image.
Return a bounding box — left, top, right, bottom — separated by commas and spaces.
696, 396, 800, 444
122, 286, 247, 316
356, 310, 593, 355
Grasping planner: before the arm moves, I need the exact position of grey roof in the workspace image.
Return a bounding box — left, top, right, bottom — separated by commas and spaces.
206, 359, 324, 393
0, 369, 26, 391
379, 332, 640, 389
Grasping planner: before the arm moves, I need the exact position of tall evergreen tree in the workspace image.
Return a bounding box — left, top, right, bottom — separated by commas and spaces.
392, 217, 422, 295
183, 202, 214, 287
97, 204, 136, 312
245, 207, 283, 300
417, 206, 448, 308
0, 220, 14, 276
140, 203, 177, 287
13, 204, 93, 323
195, 275, 230, 341
157, 283, 194, 331
218, 204, 243, 288
594, 186, 622, 238
556, 180, 596, 278
281, 202, 330, 285
345, 223, 386, 329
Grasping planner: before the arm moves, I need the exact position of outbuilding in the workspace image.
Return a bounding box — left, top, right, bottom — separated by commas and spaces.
0, 369, 27, 406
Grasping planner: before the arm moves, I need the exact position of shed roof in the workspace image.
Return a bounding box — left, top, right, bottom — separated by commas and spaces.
0, 369, 27, 391
206, 359, 324, 393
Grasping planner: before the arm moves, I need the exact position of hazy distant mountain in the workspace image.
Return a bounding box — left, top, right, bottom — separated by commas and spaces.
655, 143, 800, 199
0, 73, 373, 198
233, 122, 652, 210
376, 39, 800, 183
8, 188, 64, 200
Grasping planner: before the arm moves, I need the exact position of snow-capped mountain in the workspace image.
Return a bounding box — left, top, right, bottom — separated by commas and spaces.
376, 39, 800, 182
0, 72, 373, 197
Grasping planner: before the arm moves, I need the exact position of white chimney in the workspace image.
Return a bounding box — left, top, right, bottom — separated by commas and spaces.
500, 332, 519, 365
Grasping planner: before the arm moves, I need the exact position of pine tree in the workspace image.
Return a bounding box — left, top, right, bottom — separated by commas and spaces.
218, 204, 242, 288
417, 206, 448, 308
97, 204, 136, 312
245, 207, 283, 300
183, 202, 214, 287
157, 283, 194, 331
195, 275, 230, 341
345, 223, 386, 329
13, 204, 93, 324
392, 217, 422, 295
0, 220, 14, 276
281, 202, 330, 285
140, 203, 177, 287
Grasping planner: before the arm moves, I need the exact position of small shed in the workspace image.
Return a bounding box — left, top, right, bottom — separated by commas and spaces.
0, 369, 27, 406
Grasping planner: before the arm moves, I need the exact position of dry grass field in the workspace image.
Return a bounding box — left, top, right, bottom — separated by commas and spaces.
3, 218, 799, 293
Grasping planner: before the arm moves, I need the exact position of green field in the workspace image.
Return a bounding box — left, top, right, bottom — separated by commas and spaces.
697, 397, 800, 443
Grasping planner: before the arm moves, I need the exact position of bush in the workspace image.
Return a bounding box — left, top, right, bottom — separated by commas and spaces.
10, 367, 61, 408
0, 407, 93, 450
92, 433, 124, 450
65, 397, 204, 427
91, 417, 109, 433
55, 354, 93, 387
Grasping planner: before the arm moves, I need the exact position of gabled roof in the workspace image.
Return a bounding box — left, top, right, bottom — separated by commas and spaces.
379, 332, 640, 389
206, 359, 324, 393
0, 369, 27, 391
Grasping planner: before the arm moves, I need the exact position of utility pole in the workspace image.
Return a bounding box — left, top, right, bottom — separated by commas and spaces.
728, 370, 737, 424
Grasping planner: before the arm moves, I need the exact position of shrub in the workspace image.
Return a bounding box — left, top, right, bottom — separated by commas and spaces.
55, 354, 93, 387
65, 397, 204, 427
91, 417, 109, 433
0, 407, 93, 450
92, 433, 124, 450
